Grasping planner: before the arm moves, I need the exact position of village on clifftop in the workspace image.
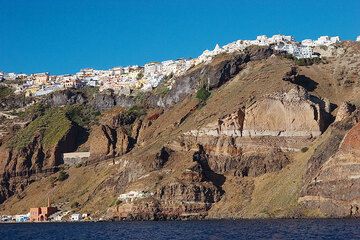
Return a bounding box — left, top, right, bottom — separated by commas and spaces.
1, 35, 359, 99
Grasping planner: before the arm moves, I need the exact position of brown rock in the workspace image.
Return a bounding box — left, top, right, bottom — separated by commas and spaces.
335, 102, 355, 122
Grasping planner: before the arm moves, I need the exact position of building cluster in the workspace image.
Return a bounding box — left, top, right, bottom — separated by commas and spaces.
0, 201, 92, 223
198, 35, 343, 62
1, 35, 358, 98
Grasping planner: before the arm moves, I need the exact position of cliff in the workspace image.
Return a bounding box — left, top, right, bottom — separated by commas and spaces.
0, 42, 360, 219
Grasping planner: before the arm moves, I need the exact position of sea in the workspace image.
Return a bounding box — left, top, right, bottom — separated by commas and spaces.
0, 219, 359, 240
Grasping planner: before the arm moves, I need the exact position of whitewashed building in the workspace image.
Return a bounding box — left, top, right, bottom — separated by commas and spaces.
71, 213, 82, 221
118, 191, 153, 203
315, 36, 341, 46
301, 39, 315, 47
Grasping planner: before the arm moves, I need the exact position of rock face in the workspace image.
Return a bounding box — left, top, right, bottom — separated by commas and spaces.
43, 89, 136, 111
155, 46, 275, 108
300, 113, 360, 217
184, 87, 325, 152
89, 125, 132, 160
282, 66, 298, 83
46, 90, 86, 106
243, 87, 324, 138
91, 92, 135, 111
335, 102, 355, 122
0, 123, 79, 203
0, 95, 32, 111
109, 162, 223, 220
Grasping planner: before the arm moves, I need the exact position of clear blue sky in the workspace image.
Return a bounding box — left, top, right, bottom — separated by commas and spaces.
1, 0, 359, 75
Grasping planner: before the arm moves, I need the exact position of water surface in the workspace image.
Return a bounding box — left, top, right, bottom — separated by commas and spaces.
1, 219, 359, 240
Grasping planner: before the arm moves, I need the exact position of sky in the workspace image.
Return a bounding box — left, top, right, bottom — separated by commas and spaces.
1, 0, 359, 75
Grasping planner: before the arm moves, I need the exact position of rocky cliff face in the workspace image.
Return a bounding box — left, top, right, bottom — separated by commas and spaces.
181, 87, 326, 157
299, 109, 360, 217
1, 42, 360, 219
154, 46, 275, 108
0, 121, 80, 203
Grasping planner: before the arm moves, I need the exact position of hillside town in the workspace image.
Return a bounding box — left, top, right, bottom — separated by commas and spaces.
0, 35, 359, 99
0, 198, 94, 223
0, 190, 152, 223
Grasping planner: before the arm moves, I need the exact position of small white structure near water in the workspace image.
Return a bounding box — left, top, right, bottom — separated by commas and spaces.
71, 213, 82, 221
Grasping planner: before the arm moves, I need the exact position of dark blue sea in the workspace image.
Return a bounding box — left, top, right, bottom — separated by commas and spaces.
0, 219, 360, 240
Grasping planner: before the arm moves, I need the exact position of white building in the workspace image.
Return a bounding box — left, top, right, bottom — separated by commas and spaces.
357, 36, 360, 42
70, 213, 82, 221
301, 39, 315, 47
79, 68, 94, 77
315, 36, 341, 46
118, 191, 153, 203
15, 213, 30, 222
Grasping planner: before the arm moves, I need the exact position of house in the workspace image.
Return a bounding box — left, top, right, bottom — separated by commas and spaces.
315, 36, 340, 46
71, 213, 82, 221
62, 152, 90, 166
301, 39, 315, 47
357, 36, 360, 42
33, 73, 49, 86
29, 199, 58, 222
15, 213, 30, 223
80, 68, 94, 77
25, 86, 40, 97
82, 213, 91, 220
255, 35, 268, 45
118, 190, 153, 203
4, 72, 16, 81
112, 67, 123, 76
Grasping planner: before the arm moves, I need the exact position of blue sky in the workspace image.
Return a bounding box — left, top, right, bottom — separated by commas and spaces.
1, 0, 359, 75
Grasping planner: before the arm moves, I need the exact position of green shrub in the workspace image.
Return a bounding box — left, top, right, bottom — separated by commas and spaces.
196, 86, 211, 102
0, 86, 14, 99
57, 170, 69, 181
294, 57, 321, 66
155, 85, 170, 96
136, 72, 144, 80
110, 199, 122, 207
301, 147, 309, 153
66, 105, 100, 127
125, 105, 146, 118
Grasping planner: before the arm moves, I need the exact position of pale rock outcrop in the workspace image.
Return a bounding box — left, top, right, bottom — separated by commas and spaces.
243, 87, 322, 138
184, 87, 324, 153
184, 109, 244, 137
335, 102, 355, 122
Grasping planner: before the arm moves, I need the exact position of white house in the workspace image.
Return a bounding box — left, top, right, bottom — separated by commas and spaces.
71, 213, 82, 221
118, 191, 153, 203
315, 36, 341, 46
301, 39, 315, 47
80, 68, 94, 77
112, 67, 123, 76
356, 36, 360, 42
15, 213, 30, 222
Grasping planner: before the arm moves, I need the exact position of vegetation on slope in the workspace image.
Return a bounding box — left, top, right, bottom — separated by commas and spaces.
9, 104, 100, 150
0, 86, 14, 99
196, 86, 211, 102
9, 108, 72, 150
